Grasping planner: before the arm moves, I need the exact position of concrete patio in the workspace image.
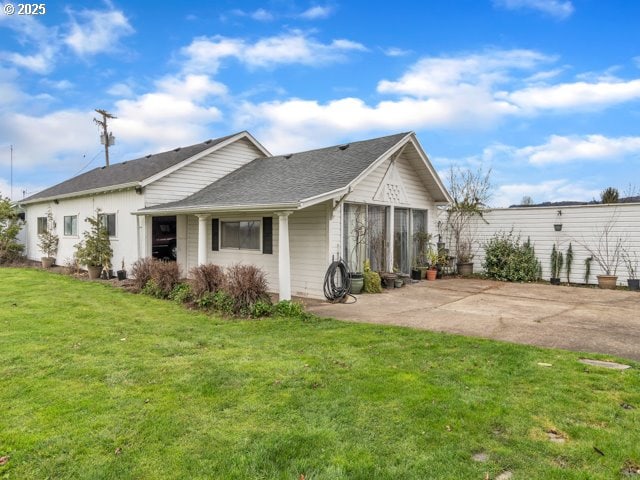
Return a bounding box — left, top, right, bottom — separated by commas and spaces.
306, 278, 640, 362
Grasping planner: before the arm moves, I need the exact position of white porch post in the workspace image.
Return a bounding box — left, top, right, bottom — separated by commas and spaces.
277, 211, 292, 301
196, 214, 210, 265
387, 205, 395, 272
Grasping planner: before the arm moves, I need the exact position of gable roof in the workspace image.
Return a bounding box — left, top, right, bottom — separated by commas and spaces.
140, 131, 450, 214
21, 131, 267, 204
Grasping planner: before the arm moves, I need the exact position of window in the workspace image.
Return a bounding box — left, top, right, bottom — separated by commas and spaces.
412, 210, 429, 267
98, 213, 116, 237
220, 220, 260, 250
64, 215, 78, 236
37, 216, 48, 234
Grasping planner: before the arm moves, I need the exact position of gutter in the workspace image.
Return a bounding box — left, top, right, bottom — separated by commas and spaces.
132, 202, 300, 216
19, 182, 140, 206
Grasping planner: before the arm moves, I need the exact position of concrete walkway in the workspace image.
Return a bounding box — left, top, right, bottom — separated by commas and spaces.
306, 278, 640, 362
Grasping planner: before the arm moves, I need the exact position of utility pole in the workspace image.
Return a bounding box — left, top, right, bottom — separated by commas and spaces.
93, 109, 116, 167
10, 145, 13, 201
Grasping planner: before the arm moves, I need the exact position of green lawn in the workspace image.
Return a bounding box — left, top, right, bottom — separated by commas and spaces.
1, 268, 639, 479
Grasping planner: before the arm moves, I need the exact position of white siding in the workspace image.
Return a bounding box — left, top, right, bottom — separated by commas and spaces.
145, 138, 264, 206
182, 203, 330, 299
469, 203, 640, 285
23, 189, 145, 272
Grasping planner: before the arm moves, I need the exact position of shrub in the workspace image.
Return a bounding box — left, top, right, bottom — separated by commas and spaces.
189, 263, 225, 299
274, 300, 305, 317
0, 196, 25, 264
131, 257, 155, 292
141, 279, 164, 298
251, 300, 274, 317
150, 261, 181, 298
195, 292, 216, 309
483, 231, 540, 282
133, 257, 181, 298
213, 290, 234, 315
74, 210, 112, 268
362, 260, 382, 293
225, 264, 269, 315
169, 282, 192, 304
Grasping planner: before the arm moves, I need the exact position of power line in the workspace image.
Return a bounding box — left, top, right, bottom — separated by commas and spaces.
72, 149, 103, 177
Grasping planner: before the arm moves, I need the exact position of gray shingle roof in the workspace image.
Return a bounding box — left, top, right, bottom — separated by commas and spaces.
145, 132, 411, 211
22, 132, 240, 203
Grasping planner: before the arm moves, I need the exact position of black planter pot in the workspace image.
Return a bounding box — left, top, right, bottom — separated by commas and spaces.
554, 224, 562, 232
436, 265, 443, 279
628, 279, 640, 291
117, 270, 127, 281
550, 277, 561, 285
411, 269, 422, 280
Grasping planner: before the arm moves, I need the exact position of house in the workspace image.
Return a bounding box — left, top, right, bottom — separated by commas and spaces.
20, 131, 451, 299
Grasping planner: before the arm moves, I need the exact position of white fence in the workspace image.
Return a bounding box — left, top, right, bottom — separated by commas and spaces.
460, 203, 640, 286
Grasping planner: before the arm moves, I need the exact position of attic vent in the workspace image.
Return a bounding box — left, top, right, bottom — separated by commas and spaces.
121, 161, 127, 164
101, 166, 106, 169
146, 154, 152, 158
174, 147, 181, 152
338, 144, 350, 151
204, 139, 212, 144
284, 154, 293, 159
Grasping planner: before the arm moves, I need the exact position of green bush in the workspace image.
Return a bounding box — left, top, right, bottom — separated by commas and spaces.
169, 283, 192, 304
213, 291, 234, 315
274, 300, 305, 317
250, 300, 274, 317
483, 232, 540, 282
362, 259, 382, 293
195, 292, 216, 309
0, 196, 24, 264
141, 279, 164, 298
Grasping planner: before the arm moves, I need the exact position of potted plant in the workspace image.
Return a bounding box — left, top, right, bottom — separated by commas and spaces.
456, 238, 474, 276
74, 210, 113, 280
347, 207, 367, 294
380, 272, 397, 288
117, 258, 127, 281
578, 218, 623, 290
550, 243, 563, 285
37, 209, 58, 268
622, 251, 639, 291
426, 249, 439, 281
565, 242, 573, 285
413, 231, 432, 280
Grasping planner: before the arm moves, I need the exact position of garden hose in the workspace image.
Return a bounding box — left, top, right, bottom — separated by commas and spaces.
323, 259, 356, 303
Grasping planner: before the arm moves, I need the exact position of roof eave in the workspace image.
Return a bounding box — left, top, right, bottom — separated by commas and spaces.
134, 202, 300, 216
19, 182, 140, 206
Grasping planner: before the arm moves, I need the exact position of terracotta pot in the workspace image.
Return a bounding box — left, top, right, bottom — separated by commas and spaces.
597, 275, 618, 290
41, 257, 55, 268
426, 269, 437, 281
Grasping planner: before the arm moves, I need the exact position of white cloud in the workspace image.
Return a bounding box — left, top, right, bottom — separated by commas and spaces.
502, 79, 640, 111
107, 82, 135, 97
506, 134, 640, 165
0, 11, 59, 73
251, 9, 274, 21
378, 49, 553, 97
111, 74, 223, 149
382, 47, 411, 57
494, 180, 599, 207
64, 7, 134, 56
494, 0, 574, 19
41, 79, 74, 90
182, 31, 366, 73
299, 6, 333, 19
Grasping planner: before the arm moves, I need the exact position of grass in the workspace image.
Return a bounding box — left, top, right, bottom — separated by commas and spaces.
1, 268, 639, 479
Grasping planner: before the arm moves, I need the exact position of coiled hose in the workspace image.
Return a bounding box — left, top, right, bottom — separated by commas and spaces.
323, 259, 356, 303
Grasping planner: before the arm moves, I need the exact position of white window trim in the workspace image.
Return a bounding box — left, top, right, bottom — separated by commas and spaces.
63, 214, 79, 238
219, 217, 263, 252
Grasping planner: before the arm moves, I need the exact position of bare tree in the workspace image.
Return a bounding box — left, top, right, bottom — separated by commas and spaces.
577, 216, 624, 276
445, 166, 492, 263
520, 195, 534, 206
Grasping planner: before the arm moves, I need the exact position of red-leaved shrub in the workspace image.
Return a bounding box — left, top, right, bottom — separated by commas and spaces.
225, 264, 270, 315
189, 263, 225, 299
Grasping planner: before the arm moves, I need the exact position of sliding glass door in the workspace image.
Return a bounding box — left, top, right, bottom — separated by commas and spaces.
394, 208, 409, 273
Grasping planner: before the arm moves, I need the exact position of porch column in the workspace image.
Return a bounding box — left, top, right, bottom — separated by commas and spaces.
277, 211, 293, 301
196, 214, 210, 265
387, 205, 395, 272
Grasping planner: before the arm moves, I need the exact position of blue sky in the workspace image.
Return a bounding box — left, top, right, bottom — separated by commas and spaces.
1, 0, 639, 206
